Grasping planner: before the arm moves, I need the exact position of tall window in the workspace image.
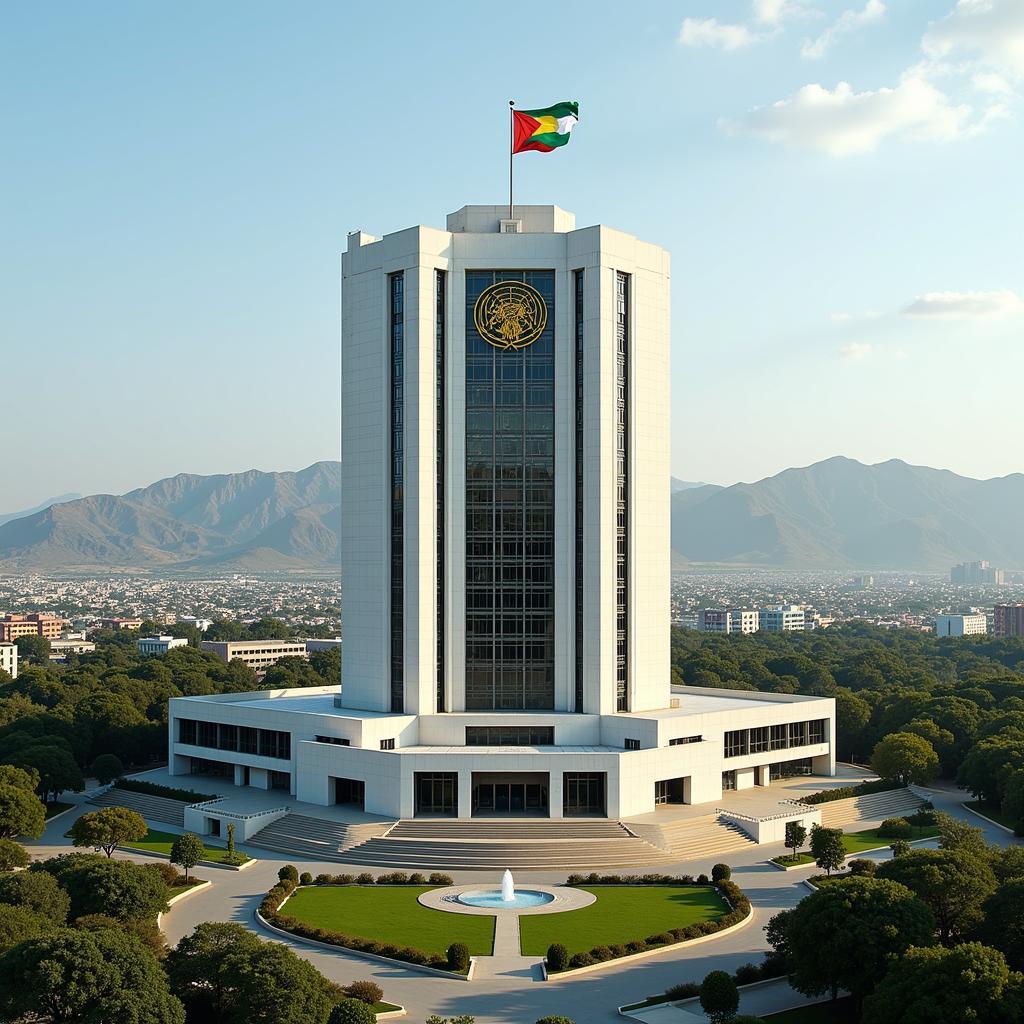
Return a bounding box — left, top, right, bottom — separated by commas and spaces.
435, 269, 446, 712
615, 271, 630, 712
574, 269, 585, 713
389, 272, 405, 713
464, 270, 555, 710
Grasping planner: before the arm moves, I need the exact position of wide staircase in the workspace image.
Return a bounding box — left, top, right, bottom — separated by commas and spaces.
816, 788, 927, 829
246, 814, 392, 861
254, 817, 670, 871
625, 813, 758, 862
89, 787, 188, 827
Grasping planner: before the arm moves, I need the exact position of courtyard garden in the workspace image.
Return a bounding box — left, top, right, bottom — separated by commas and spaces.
119, 828, 249, 865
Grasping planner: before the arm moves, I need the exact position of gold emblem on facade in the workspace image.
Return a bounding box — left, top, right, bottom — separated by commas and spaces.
473, 280, 547, 350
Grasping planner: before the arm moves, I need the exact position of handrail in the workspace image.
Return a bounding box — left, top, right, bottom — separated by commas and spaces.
186, 797, 289, 821
716, 805, 817, 824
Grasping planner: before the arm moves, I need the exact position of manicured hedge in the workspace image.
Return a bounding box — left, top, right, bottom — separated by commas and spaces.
113, 778, 216, 803
308, 871, 453, 887
553, 876, 751, 972
259, 878, 460, 972
799, 779, 901, 805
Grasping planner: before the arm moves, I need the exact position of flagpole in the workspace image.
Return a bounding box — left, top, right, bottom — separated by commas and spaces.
509, 100, 515, 222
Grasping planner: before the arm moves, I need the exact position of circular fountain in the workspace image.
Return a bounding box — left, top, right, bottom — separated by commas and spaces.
457, 869, 555, 910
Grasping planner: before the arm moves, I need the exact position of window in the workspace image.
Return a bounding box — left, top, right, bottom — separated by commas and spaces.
724, 729, 748, 758
808, 719, 825, 745
465, 726, 554, 746
380, 738, 395, 751
790, 721, 807, 747
316, 736, 351, 746
655, 778, 685, 804
669, 735, 702, 745
415, 772, 457, 816
749, 726, 769, 754
436, 269, 446, 713
390, 271, 405, 714
625, 737, 641, 750
178, 719, 196, 745
722, 770, 737, 791
563, 772, 606, 816
574, 268, 584, 713
615, 272, 630, 712
770, 724, 788, 751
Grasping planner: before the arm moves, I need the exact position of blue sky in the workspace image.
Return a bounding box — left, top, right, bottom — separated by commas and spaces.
2, 1, 1021, 509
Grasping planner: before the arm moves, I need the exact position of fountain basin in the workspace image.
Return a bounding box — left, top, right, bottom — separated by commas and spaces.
457, 888, 555, 910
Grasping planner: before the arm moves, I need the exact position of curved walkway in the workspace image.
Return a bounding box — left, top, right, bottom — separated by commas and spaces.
25, 780, 1019, 1024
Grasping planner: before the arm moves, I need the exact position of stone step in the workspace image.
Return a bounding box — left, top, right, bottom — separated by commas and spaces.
247, 813, 392, 859
89, 788, 188, 827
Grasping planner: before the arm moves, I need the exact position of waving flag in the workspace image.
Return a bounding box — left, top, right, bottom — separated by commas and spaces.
512, 101, 579, 154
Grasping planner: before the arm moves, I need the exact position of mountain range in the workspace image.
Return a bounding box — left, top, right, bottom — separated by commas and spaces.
0, 457, 1020, 571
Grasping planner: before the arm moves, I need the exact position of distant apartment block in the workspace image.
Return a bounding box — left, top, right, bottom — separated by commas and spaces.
698, 609, 759, 634
200, 639, 308, 674
994, 604, 1024, 638
178, 617, 214, 632
138, 635, 188, 656
0, 613, 65, 642
935, 613, 987, 637
304, 638, 342, 654
760, 605, 806, 632
99, 617, 144, 631
951, 561, 1004, 586
48, 638, 96, 659
0, 643, 17, 680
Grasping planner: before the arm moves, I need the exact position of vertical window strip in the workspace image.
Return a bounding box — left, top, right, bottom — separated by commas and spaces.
435, 270, 446, 712
574, 269, 584, 713
615, 271, 630, 713
390, 272, 404, 714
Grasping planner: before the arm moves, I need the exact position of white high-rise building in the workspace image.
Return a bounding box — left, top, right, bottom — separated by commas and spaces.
699, 609, 760, 634
760, 605, 806, 632
935, 613, 987, 637
167, 205, 834, 820
0, 643, 17, 680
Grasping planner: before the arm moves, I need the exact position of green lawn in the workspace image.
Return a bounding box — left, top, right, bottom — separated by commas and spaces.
764, 996, 857, 1023
772, 853, 815, 867
842, 825, 938, 853
372, 1003, 402, 1014
121, 829, 249, 865
518, 886, 728, 957
168, 879, 205, 899
965, 800, 1018, 831
281, 885, 494, 956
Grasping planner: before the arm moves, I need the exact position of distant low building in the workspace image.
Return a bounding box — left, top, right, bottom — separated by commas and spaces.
760, 605, 805, 632
48, 638, 96, 659
698, 609, 759, 634
935, 613, 987, 637
304, 638, 342, 654
0, 613, 65, 642
138, 635, 188, 656
951, 561, 1004, 586
0, 643, 17, 680
178, 617, 214, 632
99, 617, 144, 631
994, 604, 1024, 638
200, 639, 308, 674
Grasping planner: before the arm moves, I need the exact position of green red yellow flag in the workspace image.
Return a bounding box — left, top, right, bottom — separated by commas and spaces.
513, 101, 579, 154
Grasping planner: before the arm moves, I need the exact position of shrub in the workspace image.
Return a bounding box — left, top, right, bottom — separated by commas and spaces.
848, 858, 877, 877
711, 863, 731, 883
428, 872, 454, 885
113, 778, 215, 803
299, 872, 313, 885
700, 970, 739, 1024
343, 980, 384, 1005
90, 754, 124, 786
696, 873, 709, 884
447, 942, 470, 972
907, 809, 937, 826
355, 872, 375, 885
315, 873, 332, 885
145, 861, 181, 887
278, 865, 299, 883
409, 872, 426, 884
664, 982, 700, 1000
890, 839, 911, 858
568, 952, 596, 969
328, 998, 376, 1024
535, 1017, 576, 1024
878, 817, 912, 839
546, 943, 568, 971
733, 962, 760, 985
801, 779, 901, 804
334, 873, 356, 885
0, 838, 29, 871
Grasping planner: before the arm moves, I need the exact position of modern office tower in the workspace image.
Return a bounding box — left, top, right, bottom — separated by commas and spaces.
994, 605, 1024, 638
951, 561, 1004, 586
698, 608, 760, 634
760, 605, 806, 632
0, 613, 64, 642
0, 643, 17, 680
168, 205, 835, 820
935, 613, 988, 637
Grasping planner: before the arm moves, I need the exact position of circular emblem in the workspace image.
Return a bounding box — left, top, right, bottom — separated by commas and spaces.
473, 280, 547, 351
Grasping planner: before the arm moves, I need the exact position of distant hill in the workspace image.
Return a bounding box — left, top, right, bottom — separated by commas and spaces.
0, 457, 1019, 571
671, 457, 1024, 570
0, 493, 82, 527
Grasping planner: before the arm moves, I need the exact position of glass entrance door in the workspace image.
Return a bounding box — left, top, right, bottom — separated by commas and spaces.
414, 772, 458, 816
471, 778, 549, 816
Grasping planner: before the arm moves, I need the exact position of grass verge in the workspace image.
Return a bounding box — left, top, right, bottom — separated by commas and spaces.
121, 828, 249, 865
965, 800, 1019, 831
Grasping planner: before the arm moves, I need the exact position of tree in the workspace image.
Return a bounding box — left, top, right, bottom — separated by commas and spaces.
9, 742, 84, 802
1001, 768, 1024, 832
69, 806, 148, 858
785, 820, 807, 860
0, 837, 29, 870
0, 904, 52, 954
0, 926, 184, 1024
328, 999, 376, 1024
0, 869, 70, 922
14, 635, 51, 666
809, 825, 845, 876
871, 731, 939, 786
778, 877, 936, 1002
957, 729, 1024, 806
699, 970, 739, 1024
936, 811, 988, 856
834, 689, 871, 760
170, 832, 205, 882
983, 879, 1024, 971
862, 942, 1023, 1024
712, 863, 732, 882
90, 753, 125, 785
877, 848, 997, 945
55, 857, 169, 922
536, 1018, 576, 1024
166, 922, 261, 1020
0, 781, 46, 838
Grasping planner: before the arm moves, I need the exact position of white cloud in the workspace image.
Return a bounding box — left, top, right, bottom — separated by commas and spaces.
839, 342, 873, 361
801, 1, 886, 60
724, 74, 973, 155
752, 0, 812, 25
974, 70, 1013, 94
679, 18, 759, 51
902, 289, 1024, 319
924, 0, 1024, 79
832, 309, 882, 322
